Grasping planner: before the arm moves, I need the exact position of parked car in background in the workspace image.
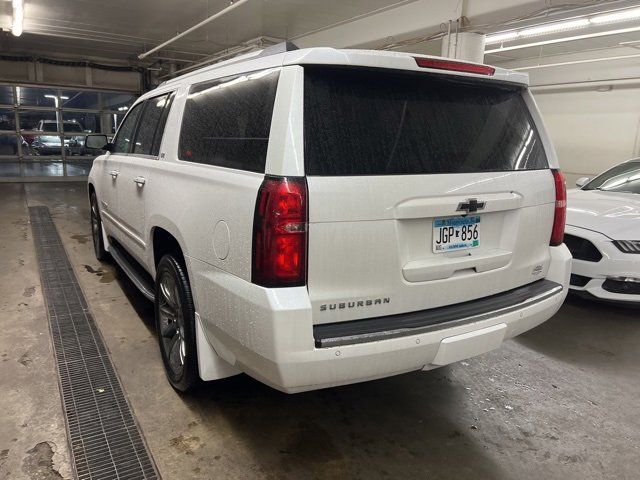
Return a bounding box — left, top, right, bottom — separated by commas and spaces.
22, 119, 85, 155
87, 46, 571, 393
0, 112, 20, 155
565, 158, 640, 304
61, 120, 87, 155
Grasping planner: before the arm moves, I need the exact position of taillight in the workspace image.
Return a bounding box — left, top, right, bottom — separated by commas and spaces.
252, 175, 308, 287
414, 57, 495, 76
550, 169, 566, 246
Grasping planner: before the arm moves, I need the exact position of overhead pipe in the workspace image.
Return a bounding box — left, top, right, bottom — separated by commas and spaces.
138, 0, 249, 60
532, 77, 640, 92
514, 52, 640, 72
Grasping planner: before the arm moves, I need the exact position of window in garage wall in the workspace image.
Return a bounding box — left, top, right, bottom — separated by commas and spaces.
0, 83, 137, 180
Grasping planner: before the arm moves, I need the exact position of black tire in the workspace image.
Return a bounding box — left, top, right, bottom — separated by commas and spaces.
90, 191, 108, 262
155, 254, 199, 392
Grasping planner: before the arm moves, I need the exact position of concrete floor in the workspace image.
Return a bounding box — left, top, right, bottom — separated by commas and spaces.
0, 182, 639, 480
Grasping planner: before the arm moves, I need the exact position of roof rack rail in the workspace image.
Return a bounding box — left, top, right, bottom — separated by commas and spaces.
158, 41, 299, 87
256, 41, 299, 58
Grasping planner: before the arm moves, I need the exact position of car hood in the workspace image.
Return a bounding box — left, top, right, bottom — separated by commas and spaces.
566, 189, 640, 240
37, 135, 61, 144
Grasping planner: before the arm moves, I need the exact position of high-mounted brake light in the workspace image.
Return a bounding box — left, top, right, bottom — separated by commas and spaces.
550, 169, 567, 246
252, 176, 308, 287
414, 57, 496, 76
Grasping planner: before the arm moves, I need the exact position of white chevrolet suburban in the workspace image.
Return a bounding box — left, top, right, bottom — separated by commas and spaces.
86, 44, 571, 393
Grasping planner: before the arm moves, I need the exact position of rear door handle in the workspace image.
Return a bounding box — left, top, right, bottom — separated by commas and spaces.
109, 170, 118, 178
133, 176, 146, 186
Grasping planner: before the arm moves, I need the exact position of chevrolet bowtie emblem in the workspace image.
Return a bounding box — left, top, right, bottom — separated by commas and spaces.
457, 198, 486, 214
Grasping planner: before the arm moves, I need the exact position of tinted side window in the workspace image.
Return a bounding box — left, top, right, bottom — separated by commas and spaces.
151, 93, 174, 156
112, 103, 143, 154
133, 93, 174, 156
179, 69, 279, 173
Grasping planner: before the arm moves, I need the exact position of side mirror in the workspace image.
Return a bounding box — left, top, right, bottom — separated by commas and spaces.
84, 134, 112, 151
575, 177, 590, 188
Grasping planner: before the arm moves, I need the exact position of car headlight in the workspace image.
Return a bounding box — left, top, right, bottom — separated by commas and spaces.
613, 240, 640, 254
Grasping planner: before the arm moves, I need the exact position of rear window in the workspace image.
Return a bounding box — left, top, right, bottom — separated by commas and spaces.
179, 69, 279, 173
304, 67, 548, 176
63, 123, 83, 132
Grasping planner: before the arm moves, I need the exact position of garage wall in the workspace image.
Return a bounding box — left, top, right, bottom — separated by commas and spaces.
492, 51, 640, 185
533, 85, 640, 185
0, 58, 142, 92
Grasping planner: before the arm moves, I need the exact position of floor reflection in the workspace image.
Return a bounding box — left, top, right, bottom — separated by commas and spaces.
0, 160, 93, 178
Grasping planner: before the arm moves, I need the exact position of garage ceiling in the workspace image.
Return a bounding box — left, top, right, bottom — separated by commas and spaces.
2, 0, 639, 83
0, 0, 414, 63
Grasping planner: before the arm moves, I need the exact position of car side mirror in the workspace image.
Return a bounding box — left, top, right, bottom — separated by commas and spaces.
84, 134, 113, 151
575, 177, 590, 188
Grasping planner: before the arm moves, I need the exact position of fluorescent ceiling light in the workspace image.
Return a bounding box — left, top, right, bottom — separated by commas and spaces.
519, 18, 590, 38
485, 31, 519, 44
486, 18, 590, 45
591, 6, 640, 24
11, 0, 24, 37
486, 6, 640, 47
486, 24, 640, 53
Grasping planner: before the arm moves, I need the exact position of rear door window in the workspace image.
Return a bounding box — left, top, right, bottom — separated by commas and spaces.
112, 102, 143, 154
132, 92, 174, 156
304, 67, 548, 176
178, 69, 280, 173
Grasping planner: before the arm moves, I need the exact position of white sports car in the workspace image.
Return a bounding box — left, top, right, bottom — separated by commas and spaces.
565, 158, 640, 304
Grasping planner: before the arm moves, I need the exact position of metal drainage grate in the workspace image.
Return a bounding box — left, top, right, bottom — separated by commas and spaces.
29, 206, 159, 480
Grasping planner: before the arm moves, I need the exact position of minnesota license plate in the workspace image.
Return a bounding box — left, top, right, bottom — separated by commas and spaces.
433, 215, 480, 253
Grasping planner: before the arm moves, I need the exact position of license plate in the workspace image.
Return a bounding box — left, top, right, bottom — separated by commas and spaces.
433, 215, 480, 253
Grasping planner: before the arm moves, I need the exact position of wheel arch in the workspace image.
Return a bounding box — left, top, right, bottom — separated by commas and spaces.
150, 221, 189, 277
150, 220, 241, 384
87, 182, 96, 202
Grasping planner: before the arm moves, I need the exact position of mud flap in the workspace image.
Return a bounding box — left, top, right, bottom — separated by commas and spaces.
195, 312, 241, 381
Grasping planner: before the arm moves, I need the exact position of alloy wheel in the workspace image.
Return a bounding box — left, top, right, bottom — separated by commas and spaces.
90, 198, 100, 250
158, 272, 186, 378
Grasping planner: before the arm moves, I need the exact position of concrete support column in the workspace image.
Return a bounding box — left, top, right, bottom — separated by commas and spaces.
441, 31, 486, 63
85, 65, 93, 87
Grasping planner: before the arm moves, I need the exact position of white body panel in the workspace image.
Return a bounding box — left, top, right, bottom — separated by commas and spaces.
88, 47, 571, 393
306, 171, 556, 325
188, 245, 569, 392
567, 189, 640, 240
566, 187, 640, 303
